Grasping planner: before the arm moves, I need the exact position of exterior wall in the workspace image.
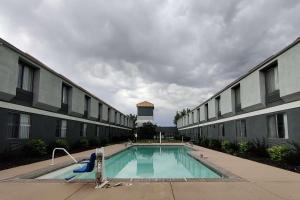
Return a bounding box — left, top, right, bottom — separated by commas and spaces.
0, 46, 18, 101
102, 104, 109, 121
208, 99, 216, 119
177, 39, 300, 147
178, 107, 300, 145
193, 110, 198, 124
69, 87, 85, 116
200, 105, 205, 122
188, 112, 192, 124
109, 108, 115, 123
0, 39, 132, 154
240, 71, 264, 109
116, 112, 120, 124
33, 68, 62, 111
90, 97, 98, 119
220, 89, 233, 115
278, 43, 300, 100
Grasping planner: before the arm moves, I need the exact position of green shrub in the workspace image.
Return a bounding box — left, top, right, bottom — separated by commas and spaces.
55, 139, 70, 150
24, 139, 47, 156
208, 139, 221, 150
239, 141, 251, 154
100, 138, 108, 147
221, 140, 238, 154
251, 138, 268, 157
79, 138, 89, 149
199, 137, 209, 147
267, 145, 291, 162
89, 138, 100, 147
285, 142, 300, 165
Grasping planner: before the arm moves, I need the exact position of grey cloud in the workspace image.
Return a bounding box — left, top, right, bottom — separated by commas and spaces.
1, 0, 300, 125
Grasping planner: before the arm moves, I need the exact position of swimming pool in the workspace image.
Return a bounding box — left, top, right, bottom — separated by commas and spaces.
37, 145, 221, 180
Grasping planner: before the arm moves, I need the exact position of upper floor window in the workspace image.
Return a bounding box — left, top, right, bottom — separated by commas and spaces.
98, 103, 103, 121
236, 119, 247, 137
264, 63, 280, 103
108, 107, 111, 122
215, 96, 221, 117
267, 113, 288, 139
84, 95, 91, 117
18, 62, 34, 92
205, 103, 208, 121
7, 113, 30, 139
265, 65, 279, 95
115, 111, 117, 124
56, 119, 67, 138
233, 84, 241, 112
61, 84, 69, 105
192, 112, 194, 124
197, 108, 200, 122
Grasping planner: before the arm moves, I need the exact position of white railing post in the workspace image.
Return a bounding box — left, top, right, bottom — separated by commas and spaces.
51, 148, 78, 165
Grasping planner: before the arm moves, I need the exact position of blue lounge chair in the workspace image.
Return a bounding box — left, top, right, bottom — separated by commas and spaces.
73, 153, 96, 173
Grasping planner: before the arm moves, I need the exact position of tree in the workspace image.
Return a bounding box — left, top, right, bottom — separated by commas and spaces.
173, 108, 190, 125
128, 114, 137, 128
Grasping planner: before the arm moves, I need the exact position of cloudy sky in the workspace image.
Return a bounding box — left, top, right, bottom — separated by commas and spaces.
1, 0, 300, 126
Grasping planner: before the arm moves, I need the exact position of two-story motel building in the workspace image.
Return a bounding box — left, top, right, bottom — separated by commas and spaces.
0, 38, 133, 153
177, 37, 300, 146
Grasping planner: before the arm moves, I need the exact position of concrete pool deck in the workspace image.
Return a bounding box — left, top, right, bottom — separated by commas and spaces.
1, 143, 300, 200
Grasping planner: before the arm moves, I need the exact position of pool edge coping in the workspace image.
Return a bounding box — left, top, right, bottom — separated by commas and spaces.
3, 143, 246, 183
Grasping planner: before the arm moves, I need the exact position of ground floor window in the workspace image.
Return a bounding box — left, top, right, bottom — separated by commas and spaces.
218, 124, 225, 137
267, 113, 288, 139
56, 119, 67, 138
80, 123, 87, 137
236, 119, 247, 137
96, 126, 100, 137
7, 113, 30, 139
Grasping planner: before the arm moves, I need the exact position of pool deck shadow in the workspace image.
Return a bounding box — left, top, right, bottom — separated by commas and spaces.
1, 143, 300, 200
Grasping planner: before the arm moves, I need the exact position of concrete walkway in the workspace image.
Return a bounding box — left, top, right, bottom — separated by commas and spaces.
1, 144, 300, 200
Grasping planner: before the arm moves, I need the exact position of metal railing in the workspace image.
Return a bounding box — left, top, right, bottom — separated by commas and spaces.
51, 148, 78, 165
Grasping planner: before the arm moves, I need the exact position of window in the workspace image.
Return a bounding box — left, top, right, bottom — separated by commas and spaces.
233, 85, 241, 112
219, 124, 225, 137
197, 108, 200, 122
7, 113, 30, 139
84, 96, 90, 117
192, 112, 194, 124
108, 107, 111, 122
265, 65, 279, 95
61, 84, 69, 105
96, 126, 100, 137
267, 113, 288, 139
215, 96, 221, 117
18, 62, 34, 92
114, 112, 117, 124
205, 103, 208, 121
264, 64, 280, 103
56, 120, 67, 138
236, 119, 247, 137
80, 123, 87, 137
98, 103, 103, 121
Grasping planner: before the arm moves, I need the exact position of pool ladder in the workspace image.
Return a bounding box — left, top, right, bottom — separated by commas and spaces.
51, 148, 78, 165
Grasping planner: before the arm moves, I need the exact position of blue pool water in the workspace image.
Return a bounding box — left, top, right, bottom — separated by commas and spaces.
38, 145, 221, 180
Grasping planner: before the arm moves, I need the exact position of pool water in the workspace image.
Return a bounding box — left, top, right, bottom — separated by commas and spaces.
37, 145, 221, 180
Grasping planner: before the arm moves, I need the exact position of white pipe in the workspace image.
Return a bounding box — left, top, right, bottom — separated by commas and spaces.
51, 148, 78, 165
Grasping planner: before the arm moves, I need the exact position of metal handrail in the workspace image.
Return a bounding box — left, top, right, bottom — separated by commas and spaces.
51, 148, 78, 165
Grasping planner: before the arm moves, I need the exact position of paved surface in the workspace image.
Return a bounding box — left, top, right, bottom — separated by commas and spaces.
1, 143, 300, 200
